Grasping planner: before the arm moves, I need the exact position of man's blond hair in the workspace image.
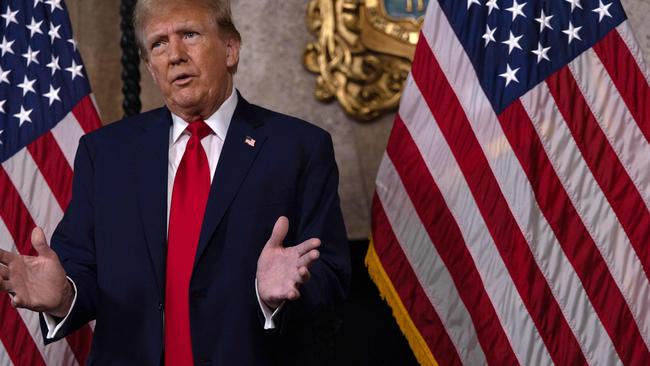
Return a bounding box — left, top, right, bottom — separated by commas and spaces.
133, 0, 241, 57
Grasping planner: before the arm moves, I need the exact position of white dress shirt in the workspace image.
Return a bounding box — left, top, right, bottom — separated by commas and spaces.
45, 88, 280, 339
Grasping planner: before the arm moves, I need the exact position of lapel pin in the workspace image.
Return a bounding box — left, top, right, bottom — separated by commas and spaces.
244, 136, 256, 147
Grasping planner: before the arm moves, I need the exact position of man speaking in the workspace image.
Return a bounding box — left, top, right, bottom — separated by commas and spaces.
0, 0, 351, 364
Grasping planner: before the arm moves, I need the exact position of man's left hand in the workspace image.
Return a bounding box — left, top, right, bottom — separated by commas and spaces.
256, 216, 320, 309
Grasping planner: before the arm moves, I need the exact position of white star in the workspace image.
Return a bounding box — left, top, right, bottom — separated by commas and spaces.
502, 31, 523, 54
565, 0, 583, 12
68, 38, 77, 51
0, 66, 10, 85
47, 56, 61, 75
486, 0, 499, 14
18, 76, 37, 96
66, 60, 84, 80
535, 10, 554, 32
0, 129, 3, 145
43, 85, 61, 106
33, 0, 44, 7
45, 0, 63, 12
506, 0, 527, 21
22, 46, 40, 66
563, 21, 583, 44
531, 42, 551, 63
482, 25, 497, 47
14, 106, 33, 126
0, 36, 14, 56
500, 63, 520, 86
0, 100, 5, 114
592, 0, 612, 22
48, 24, 61, 43
1, 7, 19, 27
467, 0, 481, 9
26, 18, 43, 38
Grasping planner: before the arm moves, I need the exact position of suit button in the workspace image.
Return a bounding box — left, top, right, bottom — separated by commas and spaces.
158, 302, 163, 311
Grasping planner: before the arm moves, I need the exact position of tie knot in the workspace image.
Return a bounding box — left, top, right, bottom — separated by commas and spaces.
186, 120, 212, 140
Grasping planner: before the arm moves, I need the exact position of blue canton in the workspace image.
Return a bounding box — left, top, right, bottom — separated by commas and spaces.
437, 0, 626, 114
0, 0, 91, 163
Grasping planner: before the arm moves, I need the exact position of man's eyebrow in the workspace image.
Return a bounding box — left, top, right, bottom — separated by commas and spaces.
145, 28, 167, 41
175, 22, 203, 33
145, 33, 166, 46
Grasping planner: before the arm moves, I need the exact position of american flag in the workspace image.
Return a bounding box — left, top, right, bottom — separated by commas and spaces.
369, 0, 650, 364
0, 0, 100, 365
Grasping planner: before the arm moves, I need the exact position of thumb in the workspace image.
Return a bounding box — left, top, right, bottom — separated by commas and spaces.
266, 216, 289, 248
31, 227, 53, 258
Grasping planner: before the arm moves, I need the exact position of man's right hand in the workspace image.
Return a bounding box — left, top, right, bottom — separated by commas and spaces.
0, 227, 74, 317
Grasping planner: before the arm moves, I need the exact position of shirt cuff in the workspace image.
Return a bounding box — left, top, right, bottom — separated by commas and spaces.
43, 276, 77, 339
255, 279, 284, 330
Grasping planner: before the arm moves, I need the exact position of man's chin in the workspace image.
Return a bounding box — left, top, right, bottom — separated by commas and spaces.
166, 98, 210, 120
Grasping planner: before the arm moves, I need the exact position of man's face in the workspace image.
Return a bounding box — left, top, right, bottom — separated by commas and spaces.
142, 4, 240, 121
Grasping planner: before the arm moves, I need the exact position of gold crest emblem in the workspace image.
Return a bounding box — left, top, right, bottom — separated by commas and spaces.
304, 0, 428, 121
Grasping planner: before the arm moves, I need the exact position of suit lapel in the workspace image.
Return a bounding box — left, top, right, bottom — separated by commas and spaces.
134, 109, 171, 296
194, 96, 267, 268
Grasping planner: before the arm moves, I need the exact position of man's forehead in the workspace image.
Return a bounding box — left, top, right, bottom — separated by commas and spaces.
145, 1, 213, 18
143, 8, 214, 37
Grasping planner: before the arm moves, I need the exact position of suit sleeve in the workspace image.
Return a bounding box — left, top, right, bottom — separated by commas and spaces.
40, 135, 98, 344
280, 131, 351, 327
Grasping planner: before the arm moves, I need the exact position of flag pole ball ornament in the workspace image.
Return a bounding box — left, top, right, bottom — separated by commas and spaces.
304, 0, 428, 121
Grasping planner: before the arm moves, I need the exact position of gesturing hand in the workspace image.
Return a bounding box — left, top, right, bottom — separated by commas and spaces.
256, 216, 321, 309
0, 227, 74, 317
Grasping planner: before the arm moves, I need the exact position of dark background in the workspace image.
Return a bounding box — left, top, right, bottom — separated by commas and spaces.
331, 240, 418, 366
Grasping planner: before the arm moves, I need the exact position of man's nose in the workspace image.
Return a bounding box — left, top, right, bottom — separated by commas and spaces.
168, 38, 187, 65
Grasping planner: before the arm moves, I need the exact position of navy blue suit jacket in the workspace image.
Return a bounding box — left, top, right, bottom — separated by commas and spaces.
41, 95, 351, 366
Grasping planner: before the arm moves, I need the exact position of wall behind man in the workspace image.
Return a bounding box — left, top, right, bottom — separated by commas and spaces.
65, 0, 650, 240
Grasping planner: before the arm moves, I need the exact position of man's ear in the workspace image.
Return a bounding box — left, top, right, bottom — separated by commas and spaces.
225, 38, 241, 70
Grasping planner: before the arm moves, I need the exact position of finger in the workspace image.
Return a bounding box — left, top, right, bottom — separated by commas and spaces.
0, 280, 12, 293
0, 264, 8, 280
296, 249, 320, 268
31, 227, 53, 258
266, 216, 289, 248
286, 288, 300, 301
295, 238, 321, 256
297, 266, 311, 283
0, 248, 16, 265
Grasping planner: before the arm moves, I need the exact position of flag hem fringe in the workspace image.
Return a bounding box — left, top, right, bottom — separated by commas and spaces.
365, 237, 439, 366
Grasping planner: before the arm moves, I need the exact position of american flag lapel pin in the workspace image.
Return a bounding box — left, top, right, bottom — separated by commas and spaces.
245, 136, 256, 147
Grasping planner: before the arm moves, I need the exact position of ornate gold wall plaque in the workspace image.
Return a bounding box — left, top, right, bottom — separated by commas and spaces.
304, 0, 428, 121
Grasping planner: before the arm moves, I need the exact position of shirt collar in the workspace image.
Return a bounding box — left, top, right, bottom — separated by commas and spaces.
170, 88, 238, 145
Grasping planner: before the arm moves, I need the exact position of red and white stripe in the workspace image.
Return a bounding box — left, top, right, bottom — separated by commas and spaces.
0, 95, 100, 365
372, 0, 650, 364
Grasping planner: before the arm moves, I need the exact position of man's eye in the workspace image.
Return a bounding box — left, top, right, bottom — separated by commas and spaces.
151, 41, 163, 49
184, 32, 197, 39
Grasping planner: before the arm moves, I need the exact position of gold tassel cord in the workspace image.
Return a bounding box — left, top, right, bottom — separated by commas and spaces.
365, 239, 439, 366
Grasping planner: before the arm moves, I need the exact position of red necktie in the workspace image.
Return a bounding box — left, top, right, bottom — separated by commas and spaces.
165, 120, 212, 365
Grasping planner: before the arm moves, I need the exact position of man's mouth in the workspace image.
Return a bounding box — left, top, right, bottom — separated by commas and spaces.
172, 74, 193, 85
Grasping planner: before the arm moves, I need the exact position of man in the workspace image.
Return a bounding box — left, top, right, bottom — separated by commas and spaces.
0, 0, 351, 364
